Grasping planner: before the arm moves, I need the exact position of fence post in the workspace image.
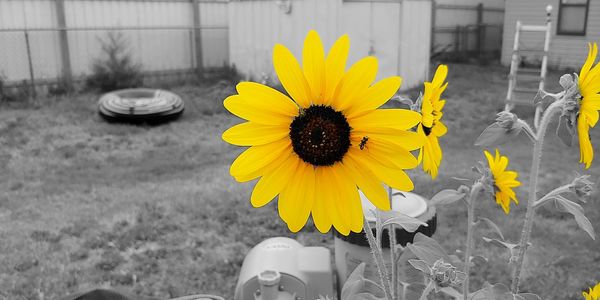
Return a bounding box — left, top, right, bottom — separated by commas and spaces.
54, 0, 73, 89
192, 0, 204, 78
24, 31, 37, 99
476, 2, 483, 56
454, 24, 461, 53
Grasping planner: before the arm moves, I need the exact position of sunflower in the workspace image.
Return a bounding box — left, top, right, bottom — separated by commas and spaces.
577, 43, 600, 169
583, 282, 600, 300
483, 149, 520, 214
417, 65, 448, 179
222, 31, 424, 235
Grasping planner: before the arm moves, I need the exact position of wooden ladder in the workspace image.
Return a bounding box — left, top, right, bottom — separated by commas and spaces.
505, 5, 553, 128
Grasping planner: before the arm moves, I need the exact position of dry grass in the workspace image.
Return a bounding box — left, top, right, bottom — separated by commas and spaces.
0, 64, 597, 300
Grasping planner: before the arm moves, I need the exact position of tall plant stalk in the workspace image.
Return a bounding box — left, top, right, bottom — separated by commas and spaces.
463, 182, 482, 300
511, 99, 564, 293
364, 217, 394, 300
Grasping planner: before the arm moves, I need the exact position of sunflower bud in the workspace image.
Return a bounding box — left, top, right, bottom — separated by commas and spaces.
430, 259, 465, 288
495, 111, 520, 131
570, 174, 594, 199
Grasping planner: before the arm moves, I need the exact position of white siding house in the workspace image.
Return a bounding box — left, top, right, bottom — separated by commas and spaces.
501, 0, 600, 69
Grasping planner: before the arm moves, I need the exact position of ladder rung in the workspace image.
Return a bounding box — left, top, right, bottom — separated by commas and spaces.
515, 49, 548, 54
513, 87, 539, 93
514, 73, 543, 81
518, 67, 541, 74
520, 25, 548, 32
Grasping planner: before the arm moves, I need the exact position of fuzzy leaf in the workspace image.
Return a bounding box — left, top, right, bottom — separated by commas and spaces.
440, 287, 464, 299
403, 283, 426, 300
430, 189, 467, 206
481, 237, 518, 250
470, 255, 488, 265
554, 196, 596, 240
556, 114, 575, 147
514, 294, 542, 300
380, 211, 428, 233
407, 259, 431, 275
476, 217, 505, 240
474, 123, 520, 147
406, 233, 451, 266
349, 292, 384, 300
341, 263, 385, 300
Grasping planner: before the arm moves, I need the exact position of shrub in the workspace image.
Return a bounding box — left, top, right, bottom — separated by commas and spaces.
85, 31, 143, 93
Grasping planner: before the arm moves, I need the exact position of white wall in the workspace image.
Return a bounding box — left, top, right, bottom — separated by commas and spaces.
228, 0, 432, 91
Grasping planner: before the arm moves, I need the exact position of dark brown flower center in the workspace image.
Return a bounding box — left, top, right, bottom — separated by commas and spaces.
290, 105, 351, 166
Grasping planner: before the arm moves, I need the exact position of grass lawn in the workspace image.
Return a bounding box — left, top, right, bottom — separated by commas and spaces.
0, 63, 598, 300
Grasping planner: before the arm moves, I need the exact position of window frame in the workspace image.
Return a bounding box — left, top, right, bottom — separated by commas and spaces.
557, 0, 590, 36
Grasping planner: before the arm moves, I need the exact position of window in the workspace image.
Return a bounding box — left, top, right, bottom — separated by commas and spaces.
557, 0, 590, 36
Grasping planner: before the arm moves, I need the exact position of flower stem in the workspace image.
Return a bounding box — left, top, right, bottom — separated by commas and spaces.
419, 280, 434, 300
389, 224, 398, 300
463, 182, 482, 300
511, 100, 564, 293
364, 217, 393, 300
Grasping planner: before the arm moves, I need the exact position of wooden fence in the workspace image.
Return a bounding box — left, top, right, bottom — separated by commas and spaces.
431, 2, 504, 59
0, 0, 229, 87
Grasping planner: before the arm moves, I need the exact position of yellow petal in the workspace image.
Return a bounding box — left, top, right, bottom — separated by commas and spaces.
345, 76, 402, 118
312, 168, 333, 233
224, 95, 294, 125
432, 121, 448, 137
578, 115, 594, 169
332, 56, 378, 111
222, 122, 289, 146
303, 30, 326, 104
331, 164, 364, 233
341, 156, 390, 211
350, 109, 422, 134
349, 148, 414, 191
324, 34, 350, 105
273, 44, 312, 108
580, 43, 598, 83
230, 138, 291, 180
236, 82, 299, 116
321, 166, 350, 235
251, 153, 297, 207
432, 64, 448, 87
279, 160, 315, 232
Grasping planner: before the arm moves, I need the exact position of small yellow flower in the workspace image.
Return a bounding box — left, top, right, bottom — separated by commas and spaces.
577, 43, 600, 169
417, 65, 449, 179
484, 149, 521, 214
222, 30, 424, 235
583, 282, 600, 300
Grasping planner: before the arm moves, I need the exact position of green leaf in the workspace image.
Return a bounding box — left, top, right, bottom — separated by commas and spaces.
406, 233, 452, 266
379, 210, 428, 233
554, 196, 596, 240
474, 123, 521, 147
430, 189, 467, 206
341, 263, 385, 300
556, 114, 575, 147
403, 283, 426, 300
407, 259, 431, 275
476, 217, 505, 240
469, 282, 541, 300
348, 293, 384, 300
440, 287, 464, 299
